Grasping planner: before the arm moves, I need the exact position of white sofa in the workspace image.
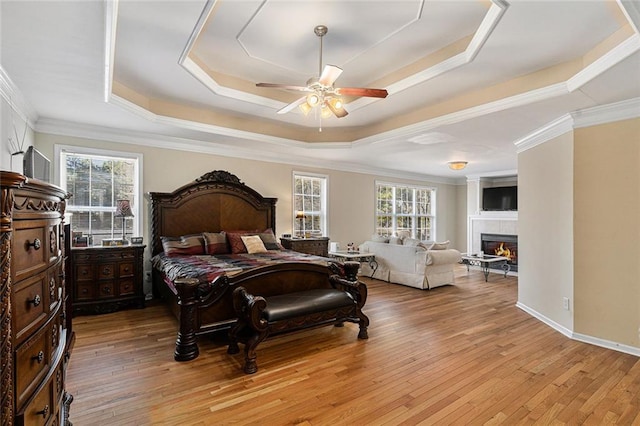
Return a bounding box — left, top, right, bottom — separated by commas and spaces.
358, 240, 462, 290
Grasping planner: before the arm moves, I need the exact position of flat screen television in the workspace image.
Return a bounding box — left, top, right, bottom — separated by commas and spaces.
482, 186, 517, 211
23, 146, 51, 182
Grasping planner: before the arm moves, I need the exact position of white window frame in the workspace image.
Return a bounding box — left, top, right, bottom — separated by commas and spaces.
55, 144, 143, 240
293, 171, 328, 237
375, 180, 436, 241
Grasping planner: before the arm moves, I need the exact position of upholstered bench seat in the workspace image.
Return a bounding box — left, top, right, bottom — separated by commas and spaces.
227, 262, 369, 374
262, 289, 355, 321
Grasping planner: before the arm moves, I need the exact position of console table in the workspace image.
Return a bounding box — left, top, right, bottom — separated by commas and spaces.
460, 253, 510, 282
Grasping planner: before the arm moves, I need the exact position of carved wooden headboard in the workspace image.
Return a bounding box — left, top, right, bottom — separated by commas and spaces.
148, 170, 277, 256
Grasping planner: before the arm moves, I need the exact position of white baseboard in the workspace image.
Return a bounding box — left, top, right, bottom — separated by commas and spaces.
515, 302, 640, 357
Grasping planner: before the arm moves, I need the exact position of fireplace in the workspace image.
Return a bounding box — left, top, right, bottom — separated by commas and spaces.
481, 233, 518, 272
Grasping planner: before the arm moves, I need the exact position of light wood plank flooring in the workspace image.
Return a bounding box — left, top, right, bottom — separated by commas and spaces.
67, 266, 640, 425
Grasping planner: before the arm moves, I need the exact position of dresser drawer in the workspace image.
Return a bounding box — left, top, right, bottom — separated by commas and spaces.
12, 225, 47, 283
18, 362, 63, 426
119, 279, 135, 296
15, 320, 53, 409
13, 272, 49, 344
119, 262, 134, 277
97, 263, 116, 280
98, 281, 116, 298
12, 220, 62, 284
75, 282, 94, 301
74, 263, 94, 282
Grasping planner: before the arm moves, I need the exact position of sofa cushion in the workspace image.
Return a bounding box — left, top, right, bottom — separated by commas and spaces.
371, 234, 389, 243
429, 240, 450, 250
403, 238, 420, 247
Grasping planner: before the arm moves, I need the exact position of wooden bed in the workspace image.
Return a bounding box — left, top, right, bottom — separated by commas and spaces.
149, 170, 360, 361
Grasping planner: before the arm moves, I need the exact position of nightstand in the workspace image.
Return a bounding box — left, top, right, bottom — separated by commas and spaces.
71, 244, 146, 315
280, 237, 329, 257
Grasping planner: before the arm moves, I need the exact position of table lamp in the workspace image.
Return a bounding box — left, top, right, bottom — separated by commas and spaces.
295, 211, 305, 237
115, 199, 134, 242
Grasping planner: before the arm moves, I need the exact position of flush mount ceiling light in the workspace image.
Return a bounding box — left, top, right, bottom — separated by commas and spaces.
448, 161, 468, 170
256, 25, 388, 131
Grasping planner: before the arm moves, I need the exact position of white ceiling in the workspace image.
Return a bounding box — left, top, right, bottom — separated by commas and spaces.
1, 0, 639, 183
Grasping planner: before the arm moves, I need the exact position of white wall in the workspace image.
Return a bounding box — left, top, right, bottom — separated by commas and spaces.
1, 92, 34, 172
518, 130, 574, 332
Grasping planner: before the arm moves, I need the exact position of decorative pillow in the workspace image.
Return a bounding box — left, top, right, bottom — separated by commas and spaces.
403, 238, 420, 247
241, 235, 268, 254
225, 230, 260, 254
396, 230, 411, 240
203, 232, 228, 254
258, 228, 282, 250
428, 240, 450, 250
371, 234, 389, 243
389, 236, 402, 245
161, 234, 205, 256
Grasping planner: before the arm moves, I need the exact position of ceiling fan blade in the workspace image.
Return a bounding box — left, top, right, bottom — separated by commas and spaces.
326, 100, 349, 118
257, 83, 311, 92
335, 87, 388, 98
277, 96, 307, 114
318, 65, 343, 87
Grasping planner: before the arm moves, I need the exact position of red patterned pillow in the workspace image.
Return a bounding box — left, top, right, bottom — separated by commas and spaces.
203, 232, 228, 254
225, 230, 260, 254
161, 234, 205, 256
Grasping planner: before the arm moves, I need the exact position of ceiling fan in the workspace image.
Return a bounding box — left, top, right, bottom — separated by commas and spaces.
256, 25, 388, 122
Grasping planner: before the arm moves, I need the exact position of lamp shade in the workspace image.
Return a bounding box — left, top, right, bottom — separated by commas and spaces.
115, 199, 134, 217
295, 210, 305, 219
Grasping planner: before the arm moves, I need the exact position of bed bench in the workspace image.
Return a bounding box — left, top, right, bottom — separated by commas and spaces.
227, 262, 369, 374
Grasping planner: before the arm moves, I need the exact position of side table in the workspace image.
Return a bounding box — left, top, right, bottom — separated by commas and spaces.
71, 244, 146, 315
328, 251, 378, 276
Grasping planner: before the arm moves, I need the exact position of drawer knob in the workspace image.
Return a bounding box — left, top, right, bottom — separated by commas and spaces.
124, 267, 130, 272
102, 267, 112, 275
26, 238, 41, 250
28, 294, 41, 307
36, 404, 49, 418
32, 350, 45, 363
103, 286, 111, 294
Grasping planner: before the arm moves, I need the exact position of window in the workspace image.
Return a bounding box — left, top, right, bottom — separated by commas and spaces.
57, 145, 142, 245
293, 172, 327, 237
375, 182, 435, 241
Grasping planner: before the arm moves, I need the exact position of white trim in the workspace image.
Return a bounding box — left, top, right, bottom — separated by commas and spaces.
35, 117, 459, 185
514, 98, 640, 153
292, 171, 329, 237
516, 302, 640, 357
514, 114, 574, 153
0, 65, 38, 126
572, 97, 640, 128
617, 0, 640, 36
54, 144, 144, 238
567, 34, 640, 93
103, 0, 118, 102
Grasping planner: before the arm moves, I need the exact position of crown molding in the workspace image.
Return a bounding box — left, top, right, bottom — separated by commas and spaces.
0, 65, 38, 126
514, 97, 640, 153
34, 117, 459, 185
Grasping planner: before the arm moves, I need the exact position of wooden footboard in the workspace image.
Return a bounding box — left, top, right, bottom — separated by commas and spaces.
172, 262, 365, 361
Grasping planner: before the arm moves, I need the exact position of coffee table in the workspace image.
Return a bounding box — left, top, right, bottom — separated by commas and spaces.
328, 251, 378, 276
460, 253, 510, 282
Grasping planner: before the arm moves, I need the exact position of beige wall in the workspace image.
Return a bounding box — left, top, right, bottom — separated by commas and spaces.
573, 118, 640, 347
518, 131, 574, 331
35, 132, 462, 250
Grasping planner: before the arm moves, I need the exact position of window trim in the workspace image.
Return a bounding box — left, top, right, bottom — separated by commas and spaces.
374, 180, 437, 241
292, 171, 329, 237
54, 144, 144, 238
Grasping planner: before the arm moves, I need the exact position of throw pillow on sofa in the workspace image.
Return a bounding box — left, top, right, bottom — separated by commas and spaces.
428, 240, 450, 250
371, 234, 389, 243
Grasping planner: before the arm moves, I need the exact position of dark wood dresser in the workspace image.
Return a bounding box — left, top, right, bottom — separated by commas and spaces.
1, 171, 73, 425
280, 237, 330, 257
71, 245, 146, 315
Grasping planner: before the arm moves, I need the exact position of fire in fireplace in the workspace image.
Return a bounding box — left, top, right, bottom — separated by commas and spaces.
481, 233, 518, 272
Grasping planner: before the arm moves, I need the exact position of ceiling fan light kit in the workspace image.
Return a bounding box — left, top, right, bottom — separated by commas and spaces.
257, 25, 388, 130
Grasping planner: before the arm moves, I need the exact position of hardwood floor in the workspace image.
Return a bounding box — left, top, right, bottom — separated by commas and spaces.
67, 266, 640, 425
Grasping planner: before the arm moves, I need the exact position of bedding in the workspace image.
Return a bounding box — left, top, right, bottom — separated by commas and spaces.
151, 250, 329, 291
